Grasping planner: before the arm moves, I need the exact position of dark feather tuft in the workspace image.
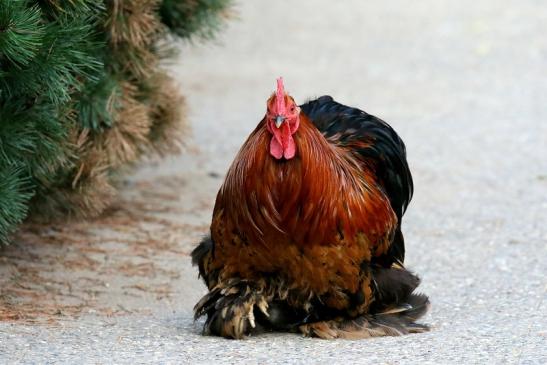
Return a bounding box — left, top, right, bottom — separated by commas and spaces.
191, 235, 213, 283
300, 293, 430, 339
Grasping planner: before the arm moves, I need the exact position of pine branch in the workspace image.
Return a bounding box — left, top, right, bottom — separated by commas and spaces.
38, 0, 105, 17
160, 0, 232, 41
75, 74, 121, 130
0, 166, 33, 243
0, 1, 45, 67
0, 12, 104, 105
1, 0, 233, 241
0, 100, 71, 181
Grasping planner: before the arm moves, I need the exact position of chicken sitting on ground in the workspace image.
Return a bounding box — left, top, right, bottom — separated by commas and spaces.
192, 78, 429, 339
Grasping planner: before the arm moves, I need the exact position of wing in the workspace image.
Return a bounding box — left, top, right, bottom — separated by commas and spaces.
300, 96, 413, 265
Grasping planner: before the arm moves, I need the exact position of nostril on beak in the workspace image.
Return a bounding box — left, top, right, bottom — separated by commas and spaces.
275, 115, 285, 128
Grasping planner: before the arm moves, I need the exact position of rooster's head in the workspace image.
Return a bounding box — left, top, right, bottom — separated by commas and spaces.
266, 77, 300, 160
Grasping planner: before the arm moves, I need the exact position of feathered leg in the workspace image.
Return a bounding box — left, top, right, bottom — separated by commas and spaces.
193, 279, 271, 339
192, 236, 270, 339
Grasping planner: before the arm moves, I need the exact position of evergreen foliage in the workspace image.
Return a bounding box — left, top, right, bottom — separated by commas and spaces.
0, 0, 232, 243
161, 0, 232, 40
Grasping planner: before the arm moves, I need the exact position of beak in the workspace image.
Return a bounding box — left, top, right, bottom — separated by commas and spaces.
275, 115, 286, 128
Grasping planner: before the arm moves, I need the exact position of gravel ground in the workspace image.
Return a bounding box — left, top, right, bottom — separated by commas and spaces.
1, 1, 546, 364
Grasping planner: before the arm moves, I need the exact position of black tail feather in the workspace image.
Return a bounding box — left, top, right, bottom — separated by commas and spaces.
369, 265, 421, 312
300, 293, 430, 339
372, 292, 430, 332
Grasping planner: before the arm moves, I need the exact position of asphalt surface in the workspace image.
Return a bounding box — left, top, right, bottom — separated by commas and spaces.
1, 1, 546, 364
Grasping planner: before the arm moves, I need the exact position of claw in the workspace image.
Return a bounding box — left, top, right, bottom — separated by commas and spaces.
257, 297, 270, 317
248, 306, 256, 328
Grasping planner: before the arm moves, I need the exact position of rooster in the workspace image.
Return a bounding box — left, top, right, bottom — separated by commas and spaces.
192, 78, 429, 339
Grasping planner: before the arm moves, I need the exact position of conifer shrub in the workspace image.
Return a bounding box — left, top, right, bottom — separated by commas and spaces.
0, 0, 231, 243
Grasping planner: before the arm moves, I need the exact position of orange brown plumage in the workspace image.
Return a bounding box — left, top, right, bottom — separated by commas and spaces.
192, 78, 429, 339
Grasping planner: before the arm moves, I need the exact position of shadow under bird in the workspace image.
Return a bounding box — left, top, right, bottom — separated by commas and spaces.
192, 78, 430, 339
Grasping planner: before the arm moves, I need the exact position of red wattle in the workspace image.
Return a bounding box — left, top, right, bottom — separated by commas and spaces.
270, 137, 283, 159
284, 136, 295, 159
269, 122, 296, 160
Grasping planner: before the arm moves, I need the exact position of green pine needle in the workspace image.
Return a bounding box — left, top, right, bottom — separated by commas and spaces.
160, 0, 232, 41
0, 166, 33, 243
0, 12, 104, 105
0, 100, 70, 181
76, 74, 121, 130
0, 1, 45, 67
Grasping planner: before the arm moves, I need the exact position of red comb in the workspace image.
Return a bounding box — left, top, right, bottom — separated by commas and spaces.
276, 77, 286, 115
